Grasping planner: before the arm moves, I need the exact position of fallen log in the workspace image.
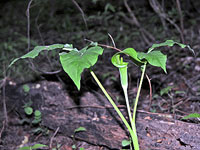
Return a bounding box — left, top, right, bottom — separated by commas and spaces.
2, 81, 200, 150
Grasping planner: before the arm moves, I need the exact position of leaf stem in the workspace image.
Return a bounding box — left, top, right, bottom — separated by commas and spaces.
132, 62, 147, 141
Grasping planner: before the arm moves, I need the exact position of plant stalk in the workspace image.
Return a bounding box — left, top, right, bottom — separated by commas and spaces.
131, 62, 147, 150
123, 87, 139, 150
90, 70, 138, 148
122, 86, 134, 129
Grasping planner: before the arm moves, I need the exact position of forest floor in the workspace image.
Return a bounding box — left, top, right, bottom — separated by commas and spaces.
1, 71, 200, 150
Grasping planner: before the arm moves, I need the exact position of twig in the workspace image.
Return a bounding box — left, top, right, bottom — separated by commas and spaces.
84, 39, 122, 52
26, 0, 39, 74
28, 2, 63, 76
146, 74, 152, 111
2, 64, 8, 124
172, 97, 189, 108
64, 105, 126, 110
137, 109, 174, 118
149, 0, 184, 43
71, 0, 88, 31
123, 0, 140, 27
26, 0, 34, 52
2, 81, 8, 124
49, 127, 60, 149
35, 8, 45, 46
174, 109, 188, 115
149, 0, 168, 32
96, 43, 122, 52
108, 33, 116, 48
180, 75, 196, 95
35, 132, 42, 141
176, 0, 185, 43
123, 0, 155, 45
0, 121, 6, 142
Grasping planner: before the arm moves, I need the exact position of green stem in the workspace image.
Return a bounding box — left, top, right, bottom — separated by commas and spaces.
131, 62, 147, 149
90, 70, 138, 147
122, 86, 134, 129
132, 62, 147, 122
123, 86, 139, 150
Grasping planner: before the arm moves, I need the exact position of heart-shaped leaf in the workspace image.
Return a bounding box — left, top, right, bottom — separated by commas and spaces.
59, 46, 103, 90
138, 51, 167, 73
9, 44, 64, 67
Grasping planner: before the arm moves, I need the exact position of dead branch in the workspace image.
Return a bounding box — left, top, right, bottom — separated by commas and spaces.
149, 0, 185, 43
123, 0, 155, 45
71, 0, 88, 31
176, 0, 185, 43
149, 0, 168, 32
26, 0, 34, 52
146, 74, 152, 111
0, 121, 6, 142
49, 127, 60, 149
2, 64, 8, 125
84, 39, 122, 52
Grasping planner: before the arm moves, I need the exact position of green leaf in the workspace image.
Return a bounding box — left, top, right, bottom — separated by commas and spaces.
23, 84, 30, 93
122, 48, 143, 66
34, 110, 41, 117
175, 91, 185, 94
138, 51, 167, 73
80, 148, 85, 150
32, 144, 48, 149
9, 44, 64, 68
182, 113, 200, 120
148, 40, 186, 52
59, 46, 103, 90
18, 146, 31, 150
148, 40, 194, 55
74, 127, 87, 133
122, 139, 131, 147
72, 145, 76, 149
160, 86, 173, 96
24, 107, 33, 115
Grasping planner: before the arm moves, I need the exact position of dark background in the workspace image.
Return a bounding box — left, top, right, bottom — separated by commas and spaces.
0, 0, 200, 108
0, 0, 199, 80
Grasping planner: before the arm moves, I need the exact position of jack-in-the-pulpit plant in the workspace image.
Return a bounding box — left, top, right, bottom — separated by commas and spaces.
9, 40, 194, 150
